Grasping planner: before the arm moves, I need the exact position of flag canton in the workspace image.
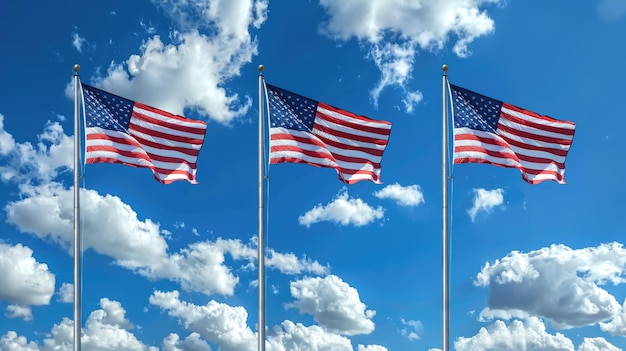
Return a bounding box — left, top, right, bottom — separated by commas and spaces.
451, 84, 501, 133
266, 84, 317, 132
82, 84, 134, 132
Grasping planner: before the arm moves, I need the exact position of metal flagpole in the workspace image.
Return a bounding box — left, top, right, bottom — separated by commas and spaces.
441, 64, 450, 351
257, 64, 266, 351
72, 64, 82, 351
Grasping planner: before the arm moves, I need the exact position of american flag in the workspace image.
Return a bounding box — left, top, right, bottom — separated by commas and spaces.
450, 83, 576, 184
265, 83, 392, 184
81, 83, 208, 184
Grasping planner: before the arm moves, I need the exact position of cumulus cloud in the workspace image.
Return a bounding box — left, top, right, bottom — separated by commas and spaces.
1, 298, 157, 351
5, 305, 33, 321
475, 242, 626, 329
454, 317, 575, 351
467, 188, 504, 222
149, 290, 256, 351
162, 333, 212, 351
287, 275, 376, 336
57, 283, 73, 303
85, 0, 269, 124
151, 290, 381, 351
373, 183, 425, 207
0, 243, 55, 306
578, 337, 622, 351
0, 113, 16, 156
319, 0, 500, 110
0, 122, 326, 297
299, 189, 384, 227
0, 121, 73, 184
267, 321, 353, 351
0, 331, 39, 351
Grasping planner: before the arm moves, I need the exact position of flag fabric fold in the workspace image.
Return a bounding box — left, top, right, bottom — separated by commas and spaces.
81, 83, 208, 184
265, 83, 392, 184
449, 83, 576, 184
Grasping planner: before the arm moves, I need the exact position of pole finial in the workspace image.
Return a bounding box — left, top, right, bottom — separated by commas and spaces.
258, 64, 264, 72
442, 64, 448, 73
74, 64, 80, 73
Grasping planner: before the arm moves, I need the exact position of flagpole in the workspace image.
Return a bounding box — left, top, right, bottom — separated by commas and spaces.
257, 64, 266, 351
72, 64, 82, 351
442, 63, 450, 351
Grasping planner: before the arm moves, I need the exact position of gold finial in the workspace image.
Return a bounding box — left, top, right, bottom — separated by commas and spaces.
258, 64, 264, 72
442, 64, 448, 72
73, 64, 80, 73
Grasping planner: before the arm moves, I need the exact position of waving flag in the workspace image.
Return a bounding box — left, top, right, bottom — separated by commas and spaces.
450, 83, 576, 184
265, 83, 392, 184
81, 83, 207, 184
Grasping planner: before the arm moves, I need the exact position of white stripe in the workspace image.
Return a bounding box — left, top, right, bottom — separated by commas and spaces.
133, 105, 208, 129
316, 105, 391, 131
498, 115, 574, 143
130, 113, 206, 140
129, 128, 203, 152
501, 106, 575, 131
315, 111, 391, 140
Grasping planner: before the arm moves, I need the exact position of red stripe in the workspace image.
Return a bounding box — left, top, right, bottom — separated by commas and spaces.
134, 102, 207, 126
270, 145, 337, 164
313, 122, 389, 147
502, 103, 576, 129
131, 109, 207, 135
454, 157, 564, 181
497, 132, 570, 158
318, 102, 391, 126
500, 109, 575, 137
496, 123, 573, 147
129, 123, 205, 146
316, 109, 392, 136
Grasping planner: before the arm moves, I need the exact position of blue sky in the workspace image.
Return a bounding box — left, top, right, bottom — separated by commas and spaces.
1, 1, 626, 350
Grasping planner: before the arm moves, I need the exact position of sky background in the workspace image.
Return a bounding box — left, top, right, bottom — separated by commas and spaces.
1, 1, 626, 350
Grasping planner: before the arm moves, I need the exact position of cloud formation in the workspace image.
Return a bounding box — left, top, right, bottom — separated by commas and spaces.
467, 188, 504, 222
287, 275, 376, 336
373, 183, 425, 207
299, 189, 384, 227
475, 242, 626, 329
84, 0, 269, 124
318, 0, 500, 111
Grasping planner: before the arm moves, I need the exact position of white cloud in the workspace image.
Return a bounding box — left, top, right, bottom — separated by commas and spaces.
149, 290, 256, 351
319, 0, 499, 108
357, 345, 388, 351
0, 113, 16, 156
287, 275, 376, 336
402, 90, 424, 114
0, 331, 39, 351
578, 337, 622, 351
162, 333, 212, 351
467, 188, 504, 222
399, 318, 422, 341
0, 121, 73, 184
87, 0, 269, 124
373, 183, 425, 207
150, 290, 384, 351
1, 298, 157, 351
299, 189, 384, 227
475, 242, 626, 329
71, 32, 88, 53
267, 321, 353, 351
57, 283, 73, 303
454, 317, 575, 351
5, 305, 33, 321
0, 243, 55, 306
